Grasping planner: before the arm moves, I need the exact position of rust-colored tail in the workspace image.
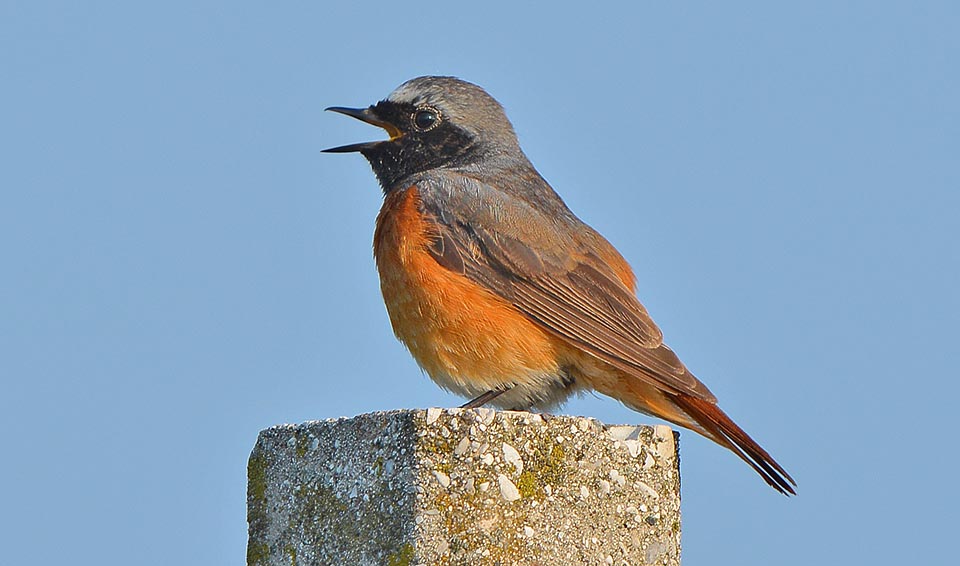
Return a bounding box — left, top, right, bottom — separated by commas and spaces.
672, 393, 796, 495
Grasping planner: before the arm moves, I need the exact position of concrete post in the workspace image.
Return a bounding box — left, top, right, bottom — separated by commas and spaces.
247, 409, 681, 566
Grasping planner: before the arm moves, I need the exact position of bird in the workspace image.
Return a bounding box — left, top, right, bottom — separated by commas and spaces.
324, 76, 795, 495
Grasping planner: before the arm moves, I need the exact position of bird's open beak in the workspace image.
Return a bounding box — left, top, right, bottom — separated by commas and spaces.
323, 106, 403, 153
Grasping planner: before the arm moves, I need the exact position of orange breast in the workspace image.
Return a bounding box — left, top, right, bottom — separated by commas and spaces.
373, 186, 564, 398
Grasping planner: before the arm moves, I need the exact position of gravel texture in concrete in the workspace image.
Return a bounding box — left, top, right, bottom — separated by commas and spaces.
247, 409, 681, 565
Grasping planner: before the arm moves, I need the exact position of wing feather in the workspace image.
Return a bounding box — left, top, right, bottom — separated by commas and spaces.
418, 182, 716, 401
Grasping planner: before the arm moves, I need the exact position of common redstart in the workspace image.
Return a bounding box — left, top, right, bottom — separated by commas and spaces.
324, 76, 795, 494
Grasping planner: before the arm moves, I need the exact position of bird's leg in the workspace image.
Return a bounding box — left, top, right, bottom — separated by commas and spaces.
460, 387, 512, 409
460, 387, 554, 422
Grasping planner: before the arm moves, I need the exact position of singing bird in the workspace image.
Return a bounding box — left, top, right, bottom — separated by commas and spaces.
325, 76, 795, 494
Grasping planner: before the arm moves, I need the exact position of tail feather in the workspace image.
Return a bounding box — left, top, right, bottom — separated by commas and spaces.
672, 393, 797, 496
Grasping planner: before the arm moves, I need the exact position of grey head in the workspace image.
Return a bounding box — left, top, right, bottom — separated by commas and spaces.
324, 76, 528, 190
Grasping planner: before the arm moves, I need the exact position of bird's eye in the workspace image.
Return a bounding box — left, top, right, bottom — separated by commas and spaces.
413, 107, 440, 131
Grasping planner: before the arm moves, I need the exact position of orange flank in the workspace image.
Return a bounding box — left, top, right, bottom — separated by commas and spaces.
374, 186, 567, 401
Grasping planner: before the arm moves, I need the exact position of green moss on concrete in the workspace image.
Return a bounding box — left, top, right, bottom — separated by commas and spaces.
284, 544, 297, 566
246, 542, 270, 566
248, 452, 268, 504
420, 433, 455, 473
291, 482, 351, 541
386, 543, 414, 566
510, 435, 570, 499
517, 470, 539, 498
295, 432, 310, 459
247, 449, 271, 546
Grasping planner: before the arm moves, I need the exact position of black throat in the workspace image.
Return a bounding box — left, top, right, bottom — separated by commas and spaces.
360, 102, 481, 192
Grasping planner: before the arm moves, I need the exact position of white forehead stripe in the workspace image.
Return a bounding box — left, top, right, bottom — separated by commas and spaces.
387, 83, 439, 106
386, 81, 419, 104
387, 80, 447, 107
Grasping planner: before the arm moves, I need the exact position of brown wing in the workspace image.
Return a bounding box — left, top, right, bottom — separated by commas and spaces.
421, 184, 716, 402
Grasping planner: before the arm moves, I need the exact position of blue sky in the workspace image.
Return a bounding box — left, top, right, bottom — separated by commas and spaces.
2, 2, 957, 564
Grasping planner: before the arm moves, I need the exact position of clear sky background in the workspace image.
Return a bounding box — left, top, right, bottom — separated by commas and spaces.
2, 2, 957, 564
